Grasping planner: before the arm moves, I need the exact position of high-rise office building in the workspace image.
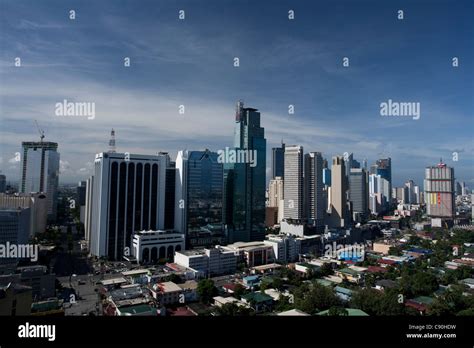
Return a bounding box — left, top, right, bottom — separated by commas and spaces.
349, 168, 369, 222
405, 180, 416, 204
373, 158, 392, 200
455, 181, 462, 196
0, 209, 31, 265
413, 185, 421, 204
84, 176, 94, 248
268, 176, 284, 224
330, 156, 349, 228
165, 162, 176, 230
271, 143, 285, 179
304, 152, 324, 231
20, 141, 60, 221
322, 168, 331, 186
369, 174, 390, 215
283, 145, 303, 220
424, 161, 455, 219
175, 149, 224, 248
344, 153, 360, 178
0, 193, 47, 236
0, 174, 6, 193
89, 152, 168, 260
224, 101, 266, 243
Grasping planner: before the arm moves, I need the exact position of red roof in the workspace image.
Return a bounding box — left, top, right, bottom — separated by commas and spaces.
367, 266, 388, 273
222, 283, 238, 291
405, 300, 427, 312
378, 259, 396, 265
169, 306, 196, 316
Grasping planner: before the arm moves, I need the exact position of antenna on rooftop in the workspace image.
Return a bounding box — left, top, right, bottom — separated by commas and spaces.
109, 129, 116, 153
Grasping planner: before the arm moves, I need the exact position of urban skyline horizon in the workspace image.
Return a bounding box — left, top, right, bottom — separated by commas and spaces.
2, 117, 472, 189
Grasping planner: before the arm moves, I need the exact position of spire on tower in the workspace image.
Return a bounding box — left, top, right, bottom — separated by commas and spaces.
109, 129, 116, 153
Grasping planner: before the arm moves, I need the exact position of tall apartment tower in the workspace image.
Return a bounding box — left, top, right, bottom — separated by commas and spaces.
175, 149, 224, 248
20, 141, 60, 221
89, 152, 169, 260
271, 143, 285, 179
283, 145, 303, 220
268, 176, 284, 224
304, 152, 324, 231
349, 168, 369, 222
330, 156, 349, 228
224, 101, 266, 243
424, 161, 455, 219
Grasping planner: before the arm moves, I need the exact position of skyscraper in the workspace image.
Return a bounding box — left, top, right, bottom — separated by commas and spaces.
330, 156, 349, 228
0, 174, 6, 193
175, 149, 224, 248
304, 152, 324, 231
374, 158, 392, 200
268, 176, 284, 224
90, 152, 169, 260
369, 174, 390, 215
404, 180, 416, 204
424, 161, 455, 219
283, 145, 303, 220
20, 141, 60, 221
271, 143, 285, 179
224, 101, 266, 243
349, 168, 369, 222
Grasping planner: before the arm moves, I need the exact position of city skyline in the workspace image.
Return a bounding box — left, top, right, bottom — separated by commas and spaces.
0, 0, 473, 187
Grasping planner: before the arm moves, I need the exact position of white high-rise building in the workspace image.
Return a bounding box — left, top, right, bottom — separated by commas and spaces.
369, 174, 390, 215
90, 152, 168, 260
284, 145, 303, 220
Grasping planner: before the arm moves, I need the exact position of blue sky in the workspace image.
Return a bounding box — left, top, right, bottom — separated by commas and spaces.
0, 0, 473, 187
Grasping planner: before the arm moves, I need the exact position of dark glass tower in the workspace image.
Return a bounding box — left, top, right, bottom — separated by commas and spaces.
224, 101, 266, 243
271, 143, 285, 179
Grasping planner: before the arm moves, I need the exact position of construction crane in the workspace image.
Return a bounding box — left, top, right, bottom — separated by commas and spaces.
35, 120, 45, 142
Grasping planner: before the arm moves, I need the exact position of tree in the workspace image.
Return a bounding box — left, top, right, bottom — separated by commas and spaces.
233, 284, 245, 299
327, 306, 348, 316
166, 273, 183, 284
350, 288, 406, 316
321, 263, 334, 276
294, 283, 341, 314
215, 302, 253, 316
197, 279, 218, 304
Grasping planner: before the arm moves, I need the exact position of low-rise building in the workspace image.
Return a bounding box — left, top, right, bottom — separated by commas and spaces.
263, 234, 301, 263
223, 241, 274, 267
174, 246, 237, 277
132, 230, 185, 264
154, 281, 183, 305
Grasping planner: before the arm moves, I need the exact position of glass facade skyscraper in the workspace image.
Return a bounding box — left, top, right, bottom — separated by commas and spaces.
224, 101, 266, 243
271, 143, 285, 179
175, 149, 224, 248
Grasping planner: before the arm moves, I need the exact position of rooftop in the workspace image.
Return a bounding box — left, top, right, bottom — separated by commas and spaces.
158, 281, 182, 293
277, 309, 310, 316
242, 292, 273, 304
